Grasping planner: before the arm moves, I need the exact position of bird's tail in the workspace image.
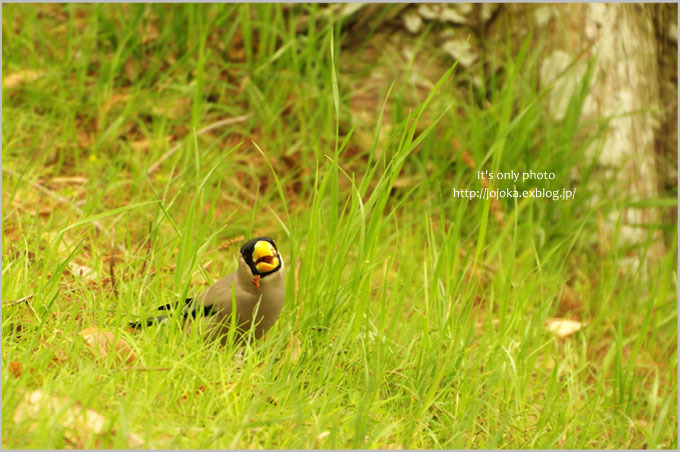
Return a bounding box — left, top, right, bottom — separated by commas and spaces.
128, 298, 194, 329
128, 298, 194, 330
128, 315, 169, 329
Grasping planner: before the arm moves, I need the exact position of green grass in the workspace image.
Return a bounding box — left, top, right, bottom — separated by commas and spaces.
2, 4, 677, 449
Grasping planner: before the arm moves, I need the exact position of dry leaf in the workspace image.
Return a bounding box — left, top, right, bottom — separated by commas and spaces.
461, 150, 476, 170
314, 431, 331, 447
130, 136, 170, 152
545, 318, 583, 338
393, 175, 420, 188
79, 326, 138, 365
77, 130, 94, 148
402, 11, 423, 33
45, 231, 75, 257
454, 3, 473, 15
481, 3, 500, 23
179, 382, 234, 403
151, 97, 191, 120
417, 4, 467, 24
13, 390, 143, 447
138, 21, 159, 44
127, 432, 144, 448
124, 58, 138, 82
287, 333, 302, 364
543, 354, 556, 371
130, 139, 150, 152
68, 262, 98, 281
442, 40, 477, 67
14, 390, 106, 436
101, 92, 130, 114
3, 70, 44, 89
9, 361, 22, 378
49, 176, 89, 185
39, 339, 70, 364
557, 284, 582, 315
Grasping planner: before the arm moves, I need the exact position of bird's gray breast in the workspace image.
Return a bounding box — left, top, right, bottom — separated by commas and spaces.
253, 268, 285, 337
189, 262, 285, 341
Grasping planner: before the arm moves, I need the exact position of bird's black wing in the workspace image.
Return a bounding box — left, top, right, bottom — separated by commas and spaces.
128, 314, 170, 329
128, 298, 216, 329
154, 297, 193, 311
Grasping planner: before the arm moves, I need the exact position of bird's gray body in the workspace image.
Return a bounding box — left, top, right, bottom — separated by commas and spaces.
188, 255, 285, 343
130, 237, 285, 344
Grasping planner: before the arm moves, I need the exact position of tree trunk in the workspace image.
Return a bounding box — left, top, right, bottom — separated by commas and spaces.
513, 3, 677, 260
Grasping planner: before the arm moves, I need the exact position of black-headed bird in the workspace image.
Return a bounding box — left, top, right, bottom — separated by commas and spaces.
130, 237, 285, 344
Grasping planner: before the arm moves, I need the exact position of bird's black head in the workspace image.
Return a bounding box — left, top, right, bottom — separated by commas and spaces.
240, 237, 282, 276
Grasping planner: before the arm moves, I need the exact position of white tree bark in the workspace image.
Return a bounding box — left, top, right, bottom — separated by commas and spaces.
532, 3, 676, 260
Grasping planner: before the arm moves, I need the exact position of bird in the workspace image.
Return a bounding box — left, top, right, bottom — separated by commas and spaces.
129, 237, 285, 344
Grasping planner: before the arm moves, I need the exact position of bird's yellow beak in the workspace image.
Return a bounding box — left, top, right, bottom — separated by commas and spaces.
252, 240, 279, 273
